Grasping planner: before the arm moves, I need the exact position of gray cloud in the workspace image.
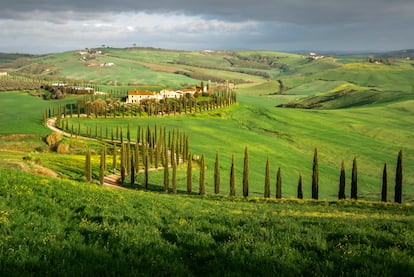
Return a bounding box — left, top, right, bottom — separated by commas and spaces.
0, 0, 413, 53
3, 0, 414, 23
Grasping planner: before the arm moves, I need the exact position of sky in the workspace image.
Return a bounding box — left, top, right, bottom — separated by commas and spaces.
0, 0, 413, 54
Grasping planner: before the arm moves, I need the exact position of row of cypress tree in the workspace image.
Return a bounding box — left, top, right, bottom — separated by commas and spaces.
87, 143, 405, 203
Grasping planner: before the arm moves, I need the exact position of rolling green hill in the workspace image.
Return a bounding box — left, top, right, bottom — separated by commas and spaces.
1, 168, 414, 276
1, 47, 414, 275
1, 47, 413, 201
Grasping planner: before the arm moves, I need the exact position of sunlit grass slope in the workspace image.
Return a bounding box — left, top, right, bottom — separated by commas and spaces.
1, 168, 414, 276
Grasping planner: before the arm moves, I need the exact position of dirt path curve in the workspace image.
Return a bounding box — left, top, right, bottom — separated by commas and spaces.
103, 174, 126, 190
46, 117, 126, 189
46, 117, 183, 190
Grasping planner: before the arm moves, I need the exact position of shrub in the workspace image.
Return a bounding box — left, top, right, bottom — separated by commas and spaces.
45, 132, 62, 147
56, 143, 69, 154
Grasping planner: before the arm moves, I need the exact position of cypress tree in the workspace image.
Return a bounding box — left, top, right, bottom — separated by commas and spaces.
130, 155, 135, 186
134, 144, 140, 174
187, 153, 192, 194
351, 157, 358, 200
172, 157, 177, 194
120, 143, 126, 183
264, 158, 270, 198
163, 135, 169, 192
276, 167, 282, 199
144, 144, 149, 190
381, 162, 388, 202
214, 151, 220, 195
243, 146, 249, 197
338, 160, 346, 200
312, 148, 319, 200
199, 154, 206, 195
395, 150, 403, 204
126, 143, 131, 175
85, 149, 92, 182
112, 142, 117, 171
230, 154, 236, 196
102, 144, 107, 172
297, 172, 303, 199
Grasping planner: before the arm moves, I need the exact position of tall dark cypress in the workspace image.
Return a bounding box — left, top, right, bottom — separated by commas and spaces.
276, 167, 282, 199
172, 157, 177, 194
230, 154, 236, 196
144, 144, 149, 190
85, 149, 92, 182
199, 154, 206, 195
382, 162, 388, 202
214, 151, 220, 195
130, 156, 135, 186
312, 148, 319, 200
351, 157, 358, 200
264, 158, 270, 198
395, 150, 403, 203
338, 160, 346, 200
243, 146, 249, 197
187, 153, 192, 194
297, 172, 303, 199
163, 146, 169, 193
120, 143, 126, 183
112, 142, 117, 171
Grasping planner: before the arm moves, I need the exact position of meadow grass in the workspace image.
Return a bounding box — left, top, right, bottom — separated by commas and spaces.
1, 168, 413, 276
63, 94, 414, 202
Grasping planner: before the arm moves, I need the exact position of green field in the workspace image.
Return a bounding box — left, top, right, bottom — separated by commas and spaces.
1, 48, 414, 275
1, 168, 414, 276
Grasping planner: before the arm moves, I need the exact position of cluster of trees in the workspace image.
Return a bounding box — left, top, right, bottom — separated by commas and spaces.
46, 90, 236, 125
85, 124, 190, 191
0, 75, 42, 91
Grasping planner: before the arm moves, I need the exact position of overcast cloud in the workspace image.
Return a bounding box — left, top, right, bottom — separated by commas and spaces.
0, 0, 413, 53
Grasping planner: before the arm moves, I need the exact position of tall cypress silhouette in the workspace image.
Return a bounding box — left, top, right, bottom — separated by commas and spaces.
243, 146, 249, 197
382, 162, 388, 202
214, 152, 220, 194
338, 160, 346, 200
230, 154, 236, 196
351, 157, 358, 200
297, 172, 303, 199
395, 150, 403, 203
172, 157, 177, 194
276, 167, 282, 199
312, 148, 319, 200
187, 153, 192, 194
199, 154, 206, 195
264, 158, 270, 198
85, 149, 91, 182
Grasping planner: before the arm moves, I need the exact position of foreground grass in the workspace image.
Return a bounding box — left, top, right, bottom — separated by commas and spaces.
1, 168, 414, 276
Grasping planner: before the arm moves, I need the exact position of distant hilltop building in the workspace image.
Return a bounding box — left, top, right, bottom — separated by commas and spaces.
126, 86, 206, 104
308, 52, 324, 60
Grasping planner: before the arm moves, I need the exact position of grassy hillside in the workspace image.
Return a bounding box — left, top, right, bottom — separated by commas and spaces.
1, 48, 414, 275
1, 47, 413, 202
1, 168, 414, 276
